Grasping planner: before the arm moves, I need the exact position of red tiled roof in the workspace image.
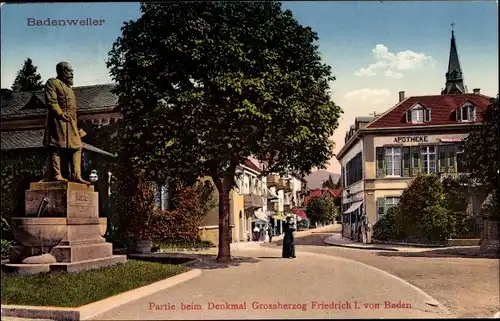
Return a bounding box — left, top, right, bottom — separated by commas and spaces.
244, 158, 262, 173
292, 208, 307, 219
366, 94, 492, 129
304, 188, 341, 206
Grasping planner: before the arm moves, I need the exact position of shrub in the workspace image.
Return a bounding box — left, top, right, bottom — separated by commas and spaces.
419, 205, 457, 241
297, 219, 310, 230
373, 207, 405, 241
1, 239, 12, 258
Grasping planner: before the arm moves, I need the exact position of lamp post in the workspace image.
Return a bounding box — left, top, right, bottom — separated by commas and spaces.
89, 169, 99, 184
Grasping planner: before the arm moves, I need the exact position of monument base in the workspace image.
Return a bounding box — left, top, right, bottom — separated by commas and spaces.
2, 255, 127, 276
6, 181, 127, 275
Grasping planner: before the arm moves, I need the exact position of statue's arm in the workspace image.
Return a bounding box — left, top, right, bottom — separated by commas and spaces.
45, 79, 64, 116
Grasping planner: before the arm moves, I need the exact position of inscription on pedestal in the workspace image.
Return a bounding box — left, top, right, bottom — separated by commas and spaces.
25, 190, 66, 217
68, 191, 98, 218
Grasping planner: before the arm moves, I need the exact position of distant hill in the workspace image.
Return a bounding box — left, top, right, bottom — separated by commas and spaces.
305, 170, 340, 190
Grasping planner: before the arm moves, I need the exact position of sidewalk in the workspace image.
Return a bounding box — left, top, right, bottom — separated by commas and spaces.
324, 234, 433, 252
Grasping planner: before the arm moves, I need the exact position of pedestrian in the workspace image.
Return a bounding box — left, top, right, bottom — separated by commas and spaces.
253, 225, 260, 242
282, 216, 296, 258
268, 223, 273, 243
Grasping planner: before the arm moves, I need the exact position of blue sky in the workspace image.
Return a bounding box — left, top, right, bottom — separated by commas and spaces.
1, 1, 498, 173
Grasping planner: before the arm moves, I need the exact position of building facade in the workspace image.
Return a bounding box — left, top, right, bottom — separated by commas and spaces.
337, 30, 493, 240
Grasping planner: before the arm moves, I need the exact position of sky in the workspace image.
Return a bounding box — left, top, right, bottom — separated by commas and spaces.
1, 1, 498, 174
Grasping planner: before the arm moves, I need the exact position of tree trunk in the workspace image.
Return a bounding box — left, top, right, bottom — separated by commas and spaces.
214, 176, 232, 263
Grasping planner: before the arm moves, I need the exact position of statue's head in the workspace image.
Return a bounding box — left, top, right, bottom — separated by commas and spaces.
56, 62, 74, 86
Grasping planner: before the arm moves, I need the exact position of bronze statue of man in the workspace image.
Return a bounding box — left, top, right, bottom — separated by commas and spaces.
39, 62, 89, 184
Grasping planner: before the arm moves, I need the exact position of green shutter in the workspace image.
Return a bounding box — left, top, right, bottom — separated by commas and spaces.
376, 147, 385, 178
402, 147, 410, 177
411, 148, 421, 176
425, 109, 432, 122
376, 197, 385, 219
406, 110, 412, 123
449, 150, 457, 173
438, 147, 446, 173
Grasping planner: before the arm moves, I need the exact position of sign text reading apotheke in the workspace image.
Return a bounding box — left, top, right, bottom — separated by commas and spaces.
394, 136, 428, 143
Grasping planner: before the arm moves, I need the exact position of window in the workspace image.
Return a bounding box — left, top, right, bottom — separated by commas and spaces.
406, 106, 431, 123
153, 182, 170, 210
243, 174, 250, 194
377, 196, 400, 220
345, 152, 363, 186
385, 147, 401, 176
457, 104, 476, 122
412, 108, 424, 122
421, 146, 436, 174
456, 144, 466, 172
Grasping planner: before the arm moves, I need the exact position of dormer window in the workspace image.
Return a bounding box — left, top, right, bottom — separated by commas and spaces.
456, 103, 476, 122
406, 104, 431, 124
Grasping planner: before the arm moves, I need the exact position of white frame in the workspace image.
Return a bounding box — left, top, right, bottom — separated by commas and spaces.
411, 108, 425, 123
385, 147, 401, 176
457, 104, 476, 122
421, 145, 437, 174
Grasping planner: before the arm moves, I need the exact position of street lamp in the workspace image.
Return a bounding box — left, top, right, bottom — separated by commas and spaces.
89, 169, 99, 184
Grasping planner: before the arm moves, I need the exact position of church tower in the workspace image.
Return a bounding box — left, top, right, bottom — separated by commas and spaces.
441, 28, 466, 95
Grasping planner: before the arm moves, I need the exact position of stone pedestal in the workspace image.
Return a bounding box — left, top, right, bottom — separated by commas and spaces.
480, 220, 499, 253
3, 182, 126, 275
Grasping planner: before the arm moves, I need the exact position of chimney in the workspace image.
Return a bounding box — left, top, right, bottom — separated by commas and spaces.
399, 91, 405, 102
473, 88, 480, 95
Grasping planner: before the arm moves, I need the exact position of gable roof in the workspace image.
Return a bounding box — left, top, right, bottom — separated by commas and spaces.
243, 158, 262, 173
1, 84, 119, 120
366, 94, 492, 129
303, 188, 341, 206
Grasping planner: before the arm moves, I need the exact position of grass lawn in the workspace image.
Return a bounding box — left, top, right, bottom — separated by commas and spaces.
1, 260, 189, 307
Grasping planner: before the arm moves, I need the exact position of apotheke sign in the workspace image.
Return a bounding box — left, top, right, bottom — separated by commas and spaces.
394, 136, 428, 143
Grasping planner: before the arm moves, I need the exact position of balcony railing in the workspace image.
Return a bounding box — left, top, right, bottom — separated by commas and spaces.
276, 179, 285, 190
438, 172, 470, 182
244, 194, 263, 208
267, 174, 279, 187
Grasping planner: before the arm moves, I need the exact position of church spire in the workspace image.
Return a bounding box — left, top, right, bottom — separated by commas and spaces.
442, 25, 466, 95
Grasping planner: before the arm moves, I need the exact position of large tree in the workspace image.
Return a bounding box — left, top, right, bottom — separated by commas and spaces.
11, 58, 43, 92
464, 96, 499, 192
107, 2, 342, 262
305, 196, 335, 225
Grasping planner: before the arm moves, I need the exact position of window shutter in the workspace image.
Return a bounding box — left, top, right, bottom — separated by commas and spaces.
376, 147, 385, 178
438, 148, 447, 173
425, 109, 431, 122
402, 147, 410, 177
449, 149, 457, 173
469, 106, 476, 121
406, 110, 412, 123
412, 149, 421, 176
456, 107, 462, 121
161, 184, 169, 210
376, 197, 385, 220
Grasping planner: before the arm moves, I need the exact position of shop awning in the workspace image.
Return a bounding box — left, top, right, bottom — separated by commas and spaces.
253, 211, 268, 222
292, 208, 307, 220
343, 201, 362, 214
440, 136, 464, 143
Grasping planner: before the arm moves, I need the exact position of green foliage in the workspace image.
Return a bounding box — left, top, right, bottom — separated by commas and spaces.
107, 2, 342, 259
305, 196, 335, 225
373, 207, 404, 241
419, 205, 457, 241
1, 151, 46, 221
374, 175, 464, 242
1, 239, 12, 258
11, 58, 43, 92
464, 96, 499, 191
297, 219, 310, 230
153, 239, 214, 251
1, 260, 188, 307
321, 175, 339, 189
149, 183, 216, 243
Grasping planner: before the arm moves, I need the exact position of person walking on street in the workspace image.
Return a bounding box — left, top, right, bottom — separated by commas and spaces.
282, 216, 296, 258
268, 224, 273, 243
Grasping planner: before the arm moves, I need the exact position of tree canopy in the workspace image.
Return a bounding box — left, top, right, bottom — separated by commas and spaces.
11, 58, 43, 92
322, 175, 340, 189
464, 96, 499, 192
107, 2, 342, 261
305, 196, 336, 225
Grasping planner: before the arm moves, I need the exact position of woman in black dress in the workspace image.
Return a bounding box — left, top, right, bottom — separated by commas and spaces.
282, 217, 296, 258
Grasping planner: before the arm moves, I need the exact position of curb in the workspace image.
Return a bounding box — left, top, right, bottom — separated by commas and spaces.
1, 269, 202, 321
249, 246, 453, 317
323, 237, 400, 251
